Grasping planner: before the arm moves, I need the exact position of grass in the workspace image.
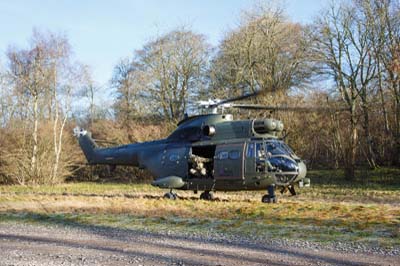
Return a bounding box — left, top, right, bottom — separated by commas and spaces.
0, 169, 399, 249
0, 182, 158, 195
308, 167, 400, 187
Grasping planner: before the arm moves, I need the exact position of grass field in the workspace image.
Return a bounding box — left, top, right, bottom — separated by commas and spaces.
0, 169, 399, 249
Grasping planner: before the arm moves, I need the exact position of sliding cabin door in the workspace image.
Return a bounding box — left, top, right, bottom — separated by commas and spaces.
214, 143, 244, 180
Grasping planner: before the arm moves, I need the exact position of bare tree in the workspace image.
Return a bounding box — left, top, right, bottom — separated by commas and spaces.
112, 58, 146, 125
7, 44, 48, 181
362, 0, 400, 165
134, 28, 211, 121
78, 65, 99, 127
313, 2, 377, 178
212, 4, 313, 98
0, 62, 8, 125
4, 30, 81, 184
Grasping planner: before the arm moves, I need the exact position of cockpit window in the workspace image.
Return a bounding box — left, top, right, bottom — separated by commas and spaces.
266, 140, 295, 156
280, 142, 295, 155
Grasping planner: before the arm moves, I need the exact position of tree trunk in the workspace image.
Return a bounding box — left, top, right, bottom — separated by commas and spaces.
394, 95, 400, 166
361, 103, 377, 169
377, 63, 390, 133
90, 86, 94, 127
345, 110, 358, 181
30, 94, 39, 181
330, 112, 344, 169
52, 114, 67, 184
52, 98, 59, 183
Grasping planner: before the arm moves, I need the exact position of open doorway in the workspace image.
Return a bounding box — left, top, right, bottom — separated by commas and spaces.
189, 145, 216, 179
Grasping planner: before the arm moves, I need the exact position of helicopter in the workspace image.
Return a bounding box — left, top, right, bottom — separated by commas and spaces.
73, 92, 331, 203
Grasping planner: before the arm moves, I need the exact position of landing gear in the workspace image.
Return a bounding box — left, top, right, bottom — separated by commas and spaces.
200, 190, 214, 200
280, 185, 296, 196
164, 189, 178, 200
262, 185, 277, 203
288, 185, 296, 196
262, 194, 278, 203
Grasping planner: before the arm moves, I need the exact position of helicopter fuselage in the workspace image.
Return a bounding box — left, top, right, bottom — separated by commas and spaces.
75, 114, 308, 195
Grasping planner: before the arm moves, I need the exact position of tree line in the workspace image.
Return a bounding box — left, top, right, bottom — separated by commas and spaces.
0, 0, 399, 184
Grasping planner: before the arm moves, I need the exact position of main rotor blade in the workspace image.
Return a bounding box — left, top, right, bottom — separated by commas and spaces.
212, 91, 260, 107
232, 104, 347, 113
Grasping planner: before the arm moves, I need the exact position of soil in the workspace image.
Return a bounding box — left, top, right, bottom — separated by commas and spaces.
0, 222, 397, 266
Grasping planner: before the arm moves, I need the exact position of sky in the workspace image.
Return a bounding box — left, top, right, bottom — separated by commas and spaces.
0, 0, 330, 87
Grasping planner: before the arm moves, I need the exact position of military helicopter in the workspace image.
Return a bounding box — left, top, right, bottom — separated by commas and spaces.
74, 92, 319, 203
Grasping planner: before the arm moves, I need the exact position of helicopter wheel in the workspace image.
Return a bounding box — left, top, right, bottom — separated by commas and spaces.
163, 191, 177, 200
200, 191, 214, 201
261, 194, 278, 203
262, 185, 277, 203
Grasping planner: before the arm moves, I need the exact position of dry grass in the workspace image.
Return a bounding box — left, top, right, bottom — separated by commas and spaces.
1, 193, 398, 228
1, 181, 398, 204
0, 182, 399, 247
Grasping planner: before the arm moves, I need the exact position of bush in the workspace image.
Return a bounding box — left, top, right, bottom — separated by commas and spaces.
0, 123, 79, 185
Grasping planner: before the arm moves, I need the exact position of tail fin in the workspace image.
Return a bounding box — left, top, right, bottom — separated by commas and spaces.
73, 127, 98, 164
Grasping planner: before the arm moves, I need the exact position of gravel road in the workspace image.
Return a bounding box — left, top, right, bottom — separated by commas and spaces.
0, 222, 398, 266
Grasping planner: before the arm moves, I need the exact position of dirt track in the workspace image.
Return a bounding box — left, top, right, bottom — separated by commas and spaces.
0, 223, 397, 266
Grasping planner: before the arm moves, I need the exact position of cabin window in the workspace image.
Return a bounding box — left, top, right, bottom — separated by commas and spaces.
217, 151, 229, 160
169, 154, 180, 161
229, 150, 240, 160
246, 143, 254, 157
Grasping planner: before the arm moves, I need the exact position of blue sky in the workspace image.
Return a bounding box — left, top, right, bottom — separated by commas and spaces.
0, 0, 329, 86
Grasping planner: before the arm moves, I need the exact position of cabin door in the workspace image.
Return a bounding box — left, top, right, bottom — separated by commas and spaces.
214, 143, 244, 180
245, 141, 267, 176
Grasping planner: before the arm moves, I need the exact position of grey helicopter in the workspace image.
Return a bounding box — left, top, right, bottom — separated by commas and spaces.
74, 92, 319, 203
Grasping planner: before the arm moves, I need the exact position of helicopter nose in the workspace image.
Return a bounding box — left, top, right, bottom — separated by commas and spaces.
297, 161, 307, 180
268, 156, 298, 172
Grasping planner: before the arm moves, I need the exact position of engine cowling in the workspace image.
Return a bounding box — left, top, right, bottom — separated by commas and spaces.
253, 119, 284, 134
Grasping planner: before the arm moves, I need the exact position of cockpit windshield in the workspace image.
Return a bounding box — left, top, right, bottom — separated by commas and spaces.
266, 140, 295, 156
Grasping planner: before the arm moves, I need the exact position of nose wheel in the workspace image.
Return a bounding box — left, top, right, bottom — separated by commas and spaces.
262, 185, 277, 203
200, 190, 214, 200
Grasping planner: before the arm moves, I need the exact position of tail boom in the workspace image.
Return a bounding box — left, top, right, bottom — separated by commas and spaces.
73, 127, 140, 166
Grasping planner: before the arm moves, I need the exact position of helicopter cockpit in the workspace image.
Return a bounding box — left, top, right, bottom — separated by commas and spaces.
251, 139, 305, 186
